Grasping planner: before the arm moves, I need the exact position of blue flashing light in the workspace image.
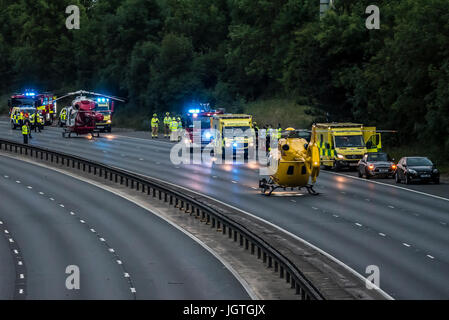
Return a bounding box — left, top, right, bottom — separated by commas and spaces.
233, 142, 238, 147
204, 132, 212, 139
188, 109, 200, 114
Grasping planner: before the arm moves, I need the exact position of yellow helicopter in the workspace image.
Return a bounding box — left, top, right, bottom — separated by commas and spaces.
259, 126, 320, 196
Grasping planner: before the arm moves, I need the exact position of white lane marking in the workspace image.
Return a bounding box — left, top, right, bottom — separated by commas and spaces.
59, 204, 65, 208
18, 261, 23, 266
440, 221, 447, 226
124, 273, 130, 278
16, 181, 20, 184
365, 198, 370, 202
130, 287, 136, 293
70, 211, 75, 216
108, 248, 115, 253
80, 220, 85, 224
231, 180, 238, 184
0, 221, 2, 224
324, 171, 449, 202
333, 214, 339, 218
312, 207, 318, 210
355, 223, 362, 227
402, 243, 411, 247
212, 176, 217, 178
125, 172, 392, 300
39, 192, 44, 195
49, 198, 54, 201
139, 158, 144, 161
4, 175, 8, 178
379, 233, 386, 237
100, 238, 105, 242
27, 186, 32, 189
19, 289, 24, 294
19, 274, 24, 279
426, 255, 435, 259
8, 238, 14, 243
388, 205, 394, 209
4, 230, 9, 234
90, 228, 96, 233
13, 249, 19, 254
251, 187, 258, 190
116, 260, 122, 265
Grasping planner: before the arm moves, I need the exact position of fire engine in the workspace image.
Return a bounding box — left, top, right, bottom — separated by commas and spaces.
183, 107, 224, 148
8, 90, 57, 125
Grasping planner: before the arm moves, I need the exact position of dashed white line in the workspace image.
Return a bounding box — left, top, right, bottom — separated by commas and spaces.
124, 273, 130, 278
16, 181, 21, 184
4, 175, 9, 178
108, 248, 115, 253
355, 223, 363, 227
39, 192, 44, 195
59, 204, 65, 208
402, 243, 411, 247
312, 207, 318, 210
49, 198, 54, 201
90, 229, 96, 233
130, 288, 136, 293
388, 205, 394, 209
116, 260, 122, 265
19, 274, 24, 279
79, 220, 85, 224
70, 211, 75, 216
8, 238, 14, 243
100, 238, 105, 242
19, 289, 24, 294
333, 214, 339, 218
251, 187, 258, 190
426, 255, 435, 259
379, 233, 386, 237
13, 249, 19, 254
440, 221, 447, 226
18, 261, 23, 266
27, 186, 32, 189
231, 180, 238, 184
4, 230, 9, 234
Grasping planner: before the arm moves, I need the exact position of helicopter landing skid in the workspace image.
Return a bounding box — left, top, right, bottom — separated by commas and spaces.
259, 178, 319, 196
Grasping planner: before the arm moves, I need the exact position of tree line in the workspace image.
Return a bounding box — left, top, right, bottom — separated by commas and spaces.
1, 0, 448, 157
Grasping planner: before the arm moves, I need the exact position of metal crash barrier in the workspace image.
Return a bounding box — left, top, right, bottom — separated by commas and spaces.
0, 138, 323, 300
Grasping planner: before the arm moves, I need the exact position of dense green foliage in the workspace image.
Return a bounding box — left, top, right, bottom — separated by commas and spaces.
1, 0, 448, 158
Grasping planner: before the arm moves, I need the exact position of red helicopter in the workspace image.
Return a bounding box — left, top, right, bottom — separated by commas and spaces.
54, 90, 125, 138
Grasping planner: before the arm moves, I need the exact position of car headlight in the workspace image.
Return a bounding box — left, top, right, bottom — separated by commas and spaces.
107, 120, 111, 124
408, 169, 417, 174
337, 154, 344, 159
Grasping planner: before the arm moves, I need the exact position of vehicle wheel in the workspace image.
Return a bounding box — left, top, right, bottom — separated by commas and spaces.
405, 174, 410, 185
395, 173, 401, 183
358, 169, 363, 178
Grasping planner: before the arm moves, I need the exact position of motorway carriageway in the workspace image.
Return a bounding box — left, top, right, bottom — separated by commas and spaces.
0, 155, 250, 299
0, 121, 448, 299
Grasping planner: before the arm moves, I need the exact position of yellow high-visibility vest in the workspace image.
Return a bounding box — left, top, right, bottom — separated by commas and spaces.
151, 117, 159, 128
22, 125, 29, 135
164, 116, 171, 125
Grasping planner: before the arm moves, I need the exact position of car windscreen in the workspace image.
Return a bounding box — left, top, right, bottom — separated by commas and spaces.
334, 135, 364, 148
367, 153, 388, 161
407, 158, 433, 166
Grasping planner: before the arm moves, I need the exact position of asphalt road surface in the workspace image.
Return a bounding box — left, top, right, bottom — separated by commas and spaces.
0, 154, 250, 300
1, 121, 448, 299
